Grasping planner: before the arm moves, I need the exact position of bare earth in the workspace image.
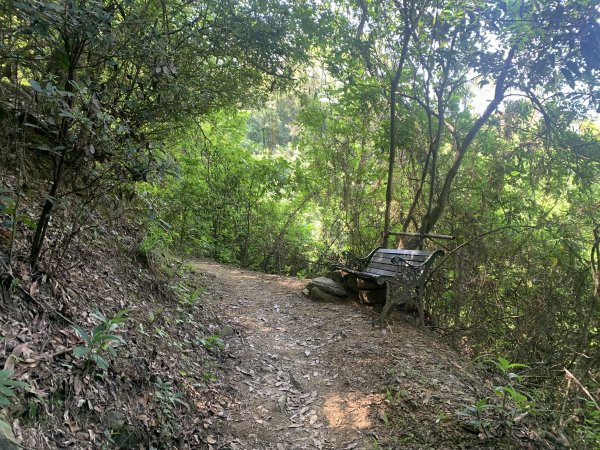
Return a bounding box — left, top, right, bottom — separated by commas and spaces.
193, 260, 517, 450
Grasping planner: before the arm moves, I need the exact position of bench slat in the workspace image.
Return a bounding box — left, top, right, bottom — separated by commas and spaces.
364, 262, 413, 272
370, 254, 429, 264
333, 247, 444, 287
362, 267, 402, 277
375, 248, 437, 256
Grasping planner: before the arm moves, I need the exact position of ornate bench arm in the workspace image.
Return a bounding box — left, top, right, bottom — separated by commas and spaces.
390, 256, 425, 268
341, 251, 369, 271
390, 256, 425, 286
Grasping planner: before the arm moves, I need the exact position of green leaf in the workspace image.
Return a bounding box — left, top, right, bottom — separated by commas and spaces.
17, 215, 37, 230
0, 385, 16, 397
475, 398, 489, 409
72, 325, 91, 345
0, 396, 11, 406
0, 419, 18, 443
0, 369, 14, 381
102, 335, 126, 345
91, 355, 109, 370
560, 67, 575, 89
72, 346, 89, 358
1, 380, 28, 388
28, 79, 43, 93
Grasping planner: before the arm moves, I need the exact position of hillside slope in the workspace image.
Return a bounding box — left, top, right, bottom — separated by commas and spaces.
191, 260, 544, 449
0, 196, 549, 450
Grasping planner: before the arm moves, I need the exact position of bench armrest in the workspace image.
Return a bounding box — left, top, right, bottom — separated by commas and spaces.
389, 255, 427, 286
390, 256, 425, 268
341, 251, 370, 271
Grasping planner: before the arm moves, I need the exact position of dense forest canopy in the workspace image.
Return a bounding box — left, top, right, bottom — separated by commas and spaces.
1, 0, 599, 446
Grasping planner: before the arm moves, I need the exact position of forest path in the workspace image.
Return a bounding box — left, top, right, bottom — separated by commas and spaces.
193, 260, 493, 450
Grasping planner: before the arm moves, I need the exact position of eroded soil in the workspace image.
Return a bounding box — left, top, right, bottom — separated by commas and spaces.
194, 260, 530, 450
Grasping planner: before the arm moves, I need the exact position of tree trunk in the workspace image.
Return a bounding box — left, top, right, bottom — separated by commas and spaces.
382, 27, 412, 247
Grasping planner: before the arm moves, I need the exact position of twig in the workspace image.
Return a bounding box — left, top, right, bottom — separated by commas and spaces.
563, 368, 600, 411
428, 225, 539, 278
18, 286, 75, 325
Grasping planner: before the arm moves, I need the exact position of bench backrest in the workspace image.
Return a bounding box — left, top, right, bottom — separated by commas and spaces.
363, 247, 444, 287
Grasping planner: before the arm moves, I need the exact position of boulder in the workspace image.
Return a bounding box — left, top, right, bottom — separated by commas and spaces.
323, 270, 344, 284
307, 277, 348, 297
309, 286, 343, 302
344, 274, 359, 292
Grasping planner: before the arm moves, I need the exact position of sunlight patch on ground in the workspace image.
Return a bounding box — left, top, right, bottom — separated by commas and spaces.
235, 316, 274, 333
323, 392, 384, 430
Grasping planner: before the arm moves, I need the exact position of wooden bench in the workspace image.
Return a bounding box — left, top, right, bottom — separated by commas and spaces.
331, 247, 444, 325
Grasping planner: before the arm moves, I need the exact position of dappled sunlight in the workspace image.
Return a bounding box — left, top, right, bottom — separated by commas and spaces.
197, 262, 306, 289
235, 315, 274, 333
322, 392, 384, 430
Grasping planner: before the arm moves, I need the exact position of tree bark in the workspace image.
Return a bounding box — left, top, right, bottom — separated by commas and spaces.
382, 25, 412, 247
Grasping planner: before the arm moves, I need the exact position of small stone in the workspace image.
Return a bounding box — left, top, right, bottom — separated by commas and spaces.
219, 325, 235, 337
105, 410, 127, 430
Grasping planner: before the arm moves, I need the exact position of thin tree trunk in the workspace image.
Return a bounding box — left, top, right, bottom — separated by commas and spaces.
382, 26, 412, 247
418, 48, 515, 235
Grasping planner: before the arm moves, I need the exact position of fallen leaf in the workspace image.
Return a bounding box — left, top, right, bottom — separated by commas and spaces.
3, 355, 16, 371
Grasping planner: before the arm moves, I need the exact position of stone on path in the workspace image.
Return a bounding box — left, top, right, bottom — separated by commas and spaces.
307, 277, 348, 297
306, 277, 348, 302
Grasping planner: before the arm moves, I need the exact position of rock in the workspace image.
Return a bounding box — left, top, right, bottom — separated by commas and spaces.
106, 412, 126, 430
307, 277, 347, 297
309, 286, 343, 302
219, 325, 235, 337
359, 288, 386, 304
309, 287, 335, 302
324, 270, 344, 283
344, 274, 359, 292
302, 288, 310, 297
105, 410, 127, 430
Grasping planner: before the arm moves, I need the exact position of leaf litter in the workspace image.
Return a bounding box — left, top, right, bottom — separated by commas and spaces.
0, 189, 545, 449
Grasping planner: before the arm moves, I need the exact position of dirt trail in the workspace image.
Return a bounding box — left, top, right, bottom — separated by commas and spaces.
194, 260, 499, 450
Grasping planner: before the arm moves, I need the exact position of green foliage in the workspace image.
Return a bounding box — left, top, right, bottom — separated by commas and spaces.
1, 0, 316, 267
72, 310, 128, 371
152, 378, 187, 439
0, 369, 29, 407
171, 281, 204, 308
0, 369, 29, 443
0, 186, 35, 232
198, 335, 225, 353
579, 401, 600, 447
142, 109, 317, 275
458, 357, 536, 436
456, 398, 494, 437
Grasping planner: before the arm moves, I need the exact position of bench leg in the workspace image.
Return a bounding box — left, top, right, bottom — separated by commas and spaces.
379, 282, 409, 324
416, 286, 424, 328
379, 282, 394, 323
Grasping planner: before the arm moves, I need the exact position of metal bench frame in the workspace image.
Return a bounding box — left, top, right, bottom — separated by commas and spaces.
332, 247, 444, 325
